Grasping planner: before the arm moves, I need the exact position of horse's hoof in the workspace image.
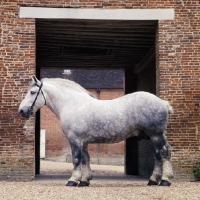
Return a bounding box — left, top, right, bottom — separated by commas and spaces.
78, 181, 90, 187
159, 180, 171, 186
66, 181, 78, 187
147, 180, 158, 186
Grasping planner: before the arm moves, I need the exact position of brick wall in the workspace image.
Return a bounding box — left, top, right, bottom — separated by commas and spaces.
41, 88, 125, 165
0, 2, 35, 180
1, 1, 200, 180
157, 3, 200, 179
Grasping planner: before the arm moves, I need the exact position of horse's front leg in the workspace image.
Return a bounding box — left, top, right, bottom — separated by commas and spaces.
66, 143, 82, 187
78, 144, 93, 187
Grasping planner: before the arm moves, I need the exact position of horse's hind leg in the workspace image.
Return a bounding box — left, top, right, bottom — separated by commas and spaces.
160, 143, 174, 186
78, 144, 93, 187
147, 155, 162, 186
148, 134, 173, 186
66, 143, 82, 187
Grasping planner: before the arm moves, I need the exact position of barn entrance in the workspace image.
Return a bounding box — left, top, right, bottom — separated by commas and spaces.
35, 19, 157, 176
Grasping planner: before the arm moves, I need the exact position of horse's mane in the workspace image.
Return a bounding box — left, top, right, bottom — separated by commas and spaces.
42, 78, 96, 98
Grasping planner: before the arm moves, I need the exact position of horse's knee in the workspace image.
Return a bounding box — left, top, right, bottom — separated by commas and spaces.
72, 150, 82, 165
73, 158, 79, 164
73, 157, 81, 166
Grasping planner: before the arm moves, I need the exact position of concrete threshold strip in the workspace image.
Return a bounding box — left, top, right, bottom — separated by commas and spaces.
19, 7, 174, 20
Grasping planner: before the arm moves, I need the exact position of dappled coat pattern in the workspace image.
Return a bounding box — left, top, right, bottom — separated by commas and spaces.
18, 77, 173, 187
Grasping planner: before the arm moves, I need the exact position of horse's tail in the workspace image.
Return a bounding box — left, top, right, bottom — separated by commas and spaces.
164, 100, 174, 114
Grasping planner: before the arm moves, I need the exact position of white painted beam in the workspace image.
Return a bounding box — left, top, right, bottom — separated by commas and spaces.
40, 129, 45, 159
19, 7, 174, 20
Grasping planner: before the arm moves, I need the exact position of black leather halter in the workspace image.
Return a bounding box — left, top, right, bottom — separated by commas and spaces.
28, 81, 46, 113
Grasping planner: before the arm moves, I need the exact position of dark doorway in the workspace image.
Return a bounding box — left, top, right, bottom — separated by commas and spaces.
124, 68, 138, 175
35, 19, 157, 176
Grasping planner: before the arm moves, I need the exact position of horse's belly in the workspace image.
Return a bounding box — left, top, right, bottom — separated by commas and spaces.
87, 128, 138, 144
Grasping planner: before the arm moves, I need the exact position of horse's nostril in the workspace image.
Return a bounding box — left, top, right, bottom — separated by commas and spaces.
19, 109, 24, 114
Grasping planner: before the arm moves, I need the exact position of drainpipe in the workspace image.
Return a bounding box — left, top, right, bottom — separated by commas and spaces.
96, 87, 101, 165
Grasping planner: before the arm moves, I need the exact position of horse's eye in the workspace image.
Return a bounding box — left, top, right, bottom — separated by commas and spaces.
31, 91, 36, 95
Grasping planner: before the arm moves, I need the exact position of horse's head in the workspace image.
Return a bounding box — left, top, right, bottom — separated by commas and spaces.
18, 76, 46, 119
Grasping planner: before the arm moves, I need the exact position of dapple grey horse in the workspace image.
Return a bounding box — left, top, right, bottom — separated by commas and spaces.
18, 77, 174, 187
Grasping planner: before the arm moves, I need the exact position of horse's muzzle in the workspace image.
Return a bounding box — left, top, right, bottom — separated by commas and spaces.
18, 108, 33, 119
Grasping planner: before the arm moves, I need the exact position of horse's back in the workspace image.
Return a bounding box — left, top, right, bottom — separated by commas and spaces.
61, 91, 169, 142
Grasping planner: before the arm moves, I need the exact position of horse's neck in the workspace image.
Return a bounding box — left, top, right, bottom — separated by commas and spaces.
42, 81, 87, 119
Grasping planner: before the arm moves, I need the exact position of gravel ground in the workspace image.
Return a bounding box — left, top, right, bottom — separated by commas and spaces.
0, 160, 199, 200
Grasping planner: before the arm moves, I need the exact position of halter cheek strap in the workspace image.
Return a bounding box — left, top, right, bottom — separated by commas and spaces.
29, 81, 46, 113
41, 89, 46, 105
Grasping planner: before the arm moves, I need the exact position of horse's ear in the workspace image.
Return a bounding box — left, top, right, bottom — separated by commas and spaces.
32, 76, 38, 83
